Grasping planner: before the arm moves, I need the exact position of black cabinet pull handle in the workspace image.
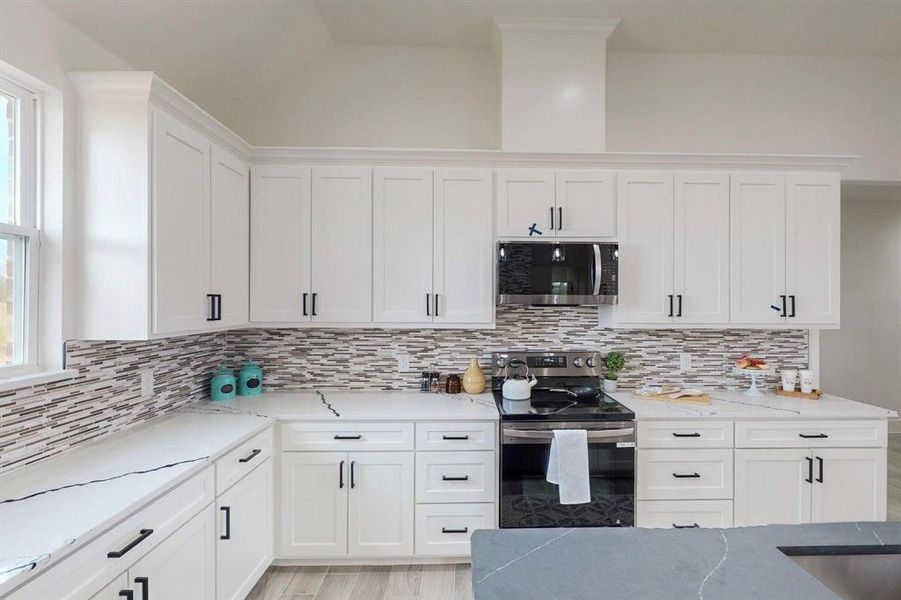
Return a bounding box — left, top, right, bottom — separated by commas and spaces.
549, 207, 554, 230
206, 294, 217, 321
134, 576, 149, 600
220, 506, 231, 540
311, 293, 317, 316
350, 461, 356, 489
442, 435, 470, 440
676, 294, 683, 317
334, 434, 362, 440
434, 294, 439, 317
789, 295, 797, 318
118, 591, 134, 600
339, 460, 345, 488
805, 456, 813, 483
442, 527, 469, 534
672, 523, 699, 529
672, 472, 701, 479
816, 456, 824, 483
771, 303, 782, 312
216, 294, 222, 320
799, 433, 828, 439
238, 448, 262, 463
441, 475, 470, 481
426, 293, 430, 316
668, 295, 674, 317
672, 432, 701, 438
303, 293, 308, 316
108, 529, 153, 558
558, 206, 563, 230
781, 294, 787, 317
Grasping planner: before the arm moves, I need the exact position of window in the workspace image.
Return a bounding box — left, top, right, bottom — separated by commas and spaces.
0, 75, 39, 375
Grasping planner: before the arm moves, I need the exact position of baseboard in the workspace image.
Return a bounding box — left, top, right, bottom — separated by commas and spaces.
272, 556, 471, 567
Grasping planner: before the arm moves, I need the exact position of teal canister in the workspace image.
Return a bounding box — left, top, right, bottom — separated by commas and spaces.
238, 361, 263, 396
210, 365, 237, 401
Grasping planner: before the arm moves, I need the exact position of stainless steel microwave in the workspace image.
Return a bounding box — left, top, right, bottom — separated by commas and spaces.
497, 242, 618, 306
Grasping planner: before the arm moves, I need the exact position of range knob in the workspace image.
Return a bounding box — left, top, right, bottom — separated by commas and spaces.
572, 357, 584, 368
586, 356, 597, 368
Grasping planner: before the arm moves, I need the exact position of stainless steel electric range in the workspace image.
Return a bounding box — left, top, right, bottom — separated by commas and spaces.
492, 351, 635, 529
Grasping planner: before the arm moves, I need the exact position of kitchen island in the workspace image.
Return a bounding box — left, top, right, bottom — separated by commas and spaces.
471, 521, 901, 599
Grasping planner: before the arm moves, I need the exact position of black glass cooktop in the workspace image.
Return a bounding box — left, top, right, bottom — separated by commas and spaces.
493, 387, 635, 422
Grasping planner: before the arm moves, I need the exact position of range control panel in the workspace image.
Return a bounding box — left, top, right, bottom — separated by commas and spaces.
491, 351, 602, 378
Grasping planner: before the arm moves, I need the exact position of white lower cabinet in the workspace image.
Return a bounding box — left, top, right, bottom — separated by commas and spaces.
810, 448, 887, 524
216, 457, 274, 600
637, 449, 733, 501
347, 452, 415, 557
279, 452, 348, 557
415, 503, 496, 556
637, 500, 733, 529
90, 574, 130, 599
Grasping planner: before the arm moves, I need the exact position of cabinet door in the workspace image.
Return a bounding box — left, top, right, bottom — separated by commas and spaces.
554, 170, 616, 238
347, 452, 414, 557
372, 168, 434, 323
279, 452, 347, 557
785, 173, 840, 326
616, 171, 675, 324
210, 144, 249, 329
250, 165, 311, 323
810, 448, 887, 523
129, 505, 216, 600
89, 573, 130, 600
217, 459, 274, 600
151, 109, 211, 334
496, 169, 555, 238
734, 449, 811, 526
673, 172, 730, 324
311, 167, 372, 323
433, 169, 494, 324
730, 173, 786, 325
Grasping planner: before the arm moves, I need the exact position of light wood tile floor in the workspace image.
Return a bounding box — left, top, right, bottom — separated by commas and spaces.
246, 564, 473, 600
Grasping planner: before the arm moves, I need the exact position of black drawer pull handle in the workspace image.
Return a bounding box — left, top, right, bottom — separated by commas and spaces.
672, 432, 701, 438
220, 506, 231, 540
442, 527, 469, 534
118, 591, 134, 600
108, 529, 153, 558
334, 434, 363, 440
799, 433, 828, 439
442, 435, 470, 440
238, 448, 262, 463
672, 523, 699, 529
442, 475, 470, 481
135, 576, 149, 600
672, 472, 701, 479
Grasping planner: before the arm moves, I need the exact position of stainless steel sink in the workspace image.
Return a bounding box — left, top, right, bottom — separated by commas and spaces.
780, 545, 901, 600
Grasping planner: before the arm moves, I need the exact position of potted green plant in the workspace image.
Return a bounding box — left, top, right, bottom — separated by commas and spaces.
602, 351, 625, 392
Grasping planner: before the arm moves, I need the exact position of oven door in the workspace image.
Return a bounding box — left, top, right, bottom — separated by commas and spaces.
499, 421, 635, 528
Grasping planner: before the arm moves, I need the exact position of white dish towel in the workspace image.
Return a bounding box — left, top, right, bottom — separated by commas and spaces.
546, 429, 591, 505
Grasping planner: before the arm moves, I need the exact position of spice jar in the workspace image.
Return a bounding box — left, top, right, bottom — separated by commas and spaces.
445, 374, 462, 394
429, 371, 441, 393
419, 371, 431, 392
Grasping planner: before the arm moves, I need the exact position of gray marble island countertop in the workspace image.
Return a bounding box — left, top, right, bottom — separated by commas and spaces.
472, 522, 901, 600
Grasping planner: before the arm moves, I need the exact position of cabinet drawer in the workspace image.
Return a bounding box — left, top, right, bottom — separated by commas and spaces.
415, 422, 496, 451
9, 467, 214, 600
638, 421, 733, 449
637, 500, 734, 529
280, 422, 414, 452
415, 503, 495, 557
734, 420, 887, 449
216, 427, 274, 495
415, 452, 496, 503
637, 449, 733, 500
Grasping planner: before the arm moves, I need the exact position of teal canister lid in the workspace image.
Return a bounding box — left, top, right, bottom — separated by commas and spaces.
238, 361, 263, 396
211, 365, 237, 401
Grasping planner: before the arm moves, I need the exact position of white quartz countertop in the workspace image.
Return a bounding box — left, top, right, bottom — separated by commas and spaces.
612, 390, 898, 420
0, 410, 272, 594
209, 390, 499, 421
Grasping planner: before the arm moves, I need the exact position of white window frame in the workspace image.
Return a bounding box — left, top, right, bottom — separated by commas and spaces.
0, 75, 41, 378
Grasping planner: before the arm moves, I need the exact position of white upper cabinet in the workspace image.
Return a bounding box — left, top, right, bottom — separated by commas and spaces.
615, 171, 675, 325
785, 173, 840, 326
433, 169, 494, 325
210, 143, 250, 329
373, 168, 434, 323
496, 169, 555, 238
673, 172, 730, 324
311, 167, 373, 323
151, 109, 212, 335
730, 173, 788, 325
555, 170, 616, 238
250, 165, 312, 323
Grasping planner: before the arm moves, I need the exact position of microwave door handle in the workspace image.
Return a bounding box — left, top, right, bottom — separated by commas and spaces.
592, 244, 602, 296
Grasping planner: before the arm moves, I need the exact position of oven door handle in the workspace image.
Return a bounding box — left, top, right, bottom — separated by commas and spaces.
502, 428, 634, 440
592, 244, 602, 296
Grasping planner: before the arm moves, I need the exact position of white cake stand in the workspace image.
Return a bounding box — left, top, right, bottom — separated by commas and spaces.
732, 367, 773, 396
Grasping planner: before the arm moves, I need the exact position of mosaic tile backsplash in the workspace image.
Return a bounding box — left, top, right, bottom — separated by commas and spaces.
0, 306, 808, 474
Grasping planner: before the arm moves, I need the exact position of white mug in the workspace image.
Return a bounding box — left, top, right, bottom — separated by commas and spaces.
799, 369, 815, 394
781, 369, 798, 392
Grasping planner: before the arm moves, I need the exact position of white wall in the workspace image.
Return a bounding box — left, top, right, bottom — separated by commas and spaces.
0, 0, 131, 368
232, 44, 498, 149
820, 185, 901, 418
607, 53, 901, 182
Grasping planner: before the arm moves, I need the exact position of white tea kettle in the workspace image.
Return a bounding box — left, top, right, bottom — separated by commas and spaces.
502, 360, 538, 400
